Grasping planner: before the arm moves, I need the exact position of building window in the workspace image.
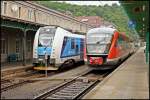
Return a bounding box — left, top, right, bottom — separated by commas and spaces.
4, 2, 7, 14
1, 1, 3, 14
80, 24, 82, 31
28, 9, 32, 19
18, 7, 21, 18
16, 39, 20, 53
48, 15, 51, 24
34, 9, 36, 22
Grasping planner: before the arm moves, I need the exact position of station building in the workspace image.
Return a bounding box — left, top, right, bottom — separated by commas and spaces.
1, 1, 94, 66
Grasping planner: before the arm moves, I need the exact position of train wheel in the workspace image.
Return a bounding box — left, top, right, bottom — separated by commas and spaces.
75, 60, 85, 66
60, 59, 75, 70
33, 63, 37, 67
117, 59, 122, 65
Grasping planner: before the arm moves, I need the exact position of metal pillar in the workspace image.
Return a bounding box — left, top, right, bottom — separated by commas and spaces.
22, 29, 27, 66
146, 32, 149, 64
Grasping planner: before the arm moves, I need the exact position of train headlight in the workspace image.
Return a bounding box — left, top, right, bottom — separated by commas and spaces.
97, 57, 103, 65
89, 57, 93, 63
89, 57, 103, 65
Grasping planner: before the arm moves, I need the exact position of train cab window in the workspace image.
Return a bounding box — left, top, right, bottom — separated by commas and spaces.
38, 28, 56, 47
87, 32, 113, 54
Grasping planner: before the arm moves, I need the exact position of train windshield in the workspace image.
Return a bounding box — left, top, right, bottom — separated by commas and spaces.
86, 33, 112, 54
38, 28, 56, 47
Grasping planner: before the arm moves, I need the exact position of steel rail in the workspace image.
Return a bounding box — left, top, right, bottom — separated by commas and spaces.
34, 69, 112, 99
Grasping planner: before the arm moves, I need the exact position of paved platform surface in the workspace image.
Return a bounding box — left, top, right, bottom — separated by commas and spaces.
83, 47, 149, 99
1, 62, 32, 72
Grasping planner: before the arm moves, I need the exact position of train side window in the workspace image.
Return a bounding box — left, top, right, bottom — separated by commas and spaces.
80, 39, 84, 53
71, 38, 75, 49
76, 45, 79, 53
118, 35, 123, 44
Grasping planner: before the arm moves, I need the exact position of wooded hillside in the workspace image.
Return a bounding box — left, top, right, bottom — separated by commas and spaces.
36, 1, 140, 38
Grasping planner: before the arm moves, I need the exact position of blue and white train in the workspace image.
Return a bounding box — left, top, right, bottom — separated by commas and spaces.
33, 26, 85, 70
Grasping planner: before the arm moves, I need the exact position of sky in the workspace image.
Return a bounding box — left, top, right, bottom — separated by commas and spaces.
56, 1, 120, 6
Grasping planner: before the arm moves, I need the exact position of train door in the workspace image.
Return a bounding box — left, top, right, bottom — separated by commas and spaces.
75, 45, 79, 54
75, 38, 79, 54
80, 38, 84, 59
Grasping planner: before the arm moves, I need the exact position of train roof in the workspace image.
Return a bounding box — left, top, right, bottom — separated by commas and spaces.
39, 26, 84, 35
87, 27, 117, 35
40, 25, 58, 29
56, 27, 85, 38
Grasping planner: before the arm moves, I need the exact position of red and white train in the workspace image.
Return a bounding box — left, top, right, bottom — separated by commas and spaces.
86, 27, 136, 70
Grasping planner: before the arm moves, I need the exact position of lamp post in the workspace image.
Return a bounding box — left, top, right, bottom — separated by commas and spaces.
45, 48, 48, 77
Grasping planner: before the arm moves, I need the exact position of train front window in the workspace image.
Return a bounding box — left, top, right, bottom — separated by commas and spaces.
86, 33, 112, 54
38, 28, 56, 47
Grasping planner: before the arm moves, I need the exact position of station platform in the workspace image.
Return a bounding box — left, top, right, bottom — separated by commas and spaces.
83, 47, 149, 99
1, 64, 32, 72
1, 61, 33, 75
1, 61, 32, 71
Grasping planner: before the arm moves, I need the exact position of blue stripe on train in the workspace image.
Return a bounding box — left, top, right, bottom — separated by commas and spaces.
60, 36, 84, 58
38, 47, 51, 55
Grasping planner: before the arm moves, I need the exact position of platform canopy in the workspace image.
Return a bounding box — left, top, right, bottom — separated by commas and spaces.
120, 1, 149, 63
120, 1, 149, 37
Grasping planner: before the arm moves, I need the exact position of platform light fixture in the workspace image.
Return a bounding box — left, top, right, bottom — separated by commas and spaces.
143, 5, 145, 11
143, 24, 145, 27
143, 17, 145, 21
143, 28, 145, 30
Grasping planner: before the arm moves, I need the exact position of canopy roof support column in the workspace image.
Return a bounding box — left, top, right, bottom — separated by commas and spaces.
22, 29, 27, 66
146, 32, 149, 64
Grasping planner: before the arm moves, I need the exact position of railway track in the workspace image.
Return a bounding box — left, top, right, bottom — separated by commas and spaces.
1, 69, 63, 93
34, 70, 111, 99
1, 80, 36, 92
1, 65, 86, 93
1, 71, 44, 92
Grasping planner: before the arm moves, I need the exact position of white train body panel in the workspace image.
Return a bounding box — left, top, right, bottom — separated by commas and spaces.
33, 26, 85, 70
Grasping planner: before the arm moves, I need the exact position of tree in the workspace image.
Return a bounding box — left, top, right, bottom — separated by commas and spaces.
35, 1, 140, 37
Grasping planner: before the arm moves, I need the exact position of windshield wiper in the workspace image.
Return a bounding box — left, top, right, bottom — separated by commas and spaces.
96, 38, 105, 44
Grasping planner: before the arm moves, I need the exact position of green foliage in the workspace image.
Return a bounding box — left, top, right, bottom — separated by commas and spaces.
35, 1, 138, 37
